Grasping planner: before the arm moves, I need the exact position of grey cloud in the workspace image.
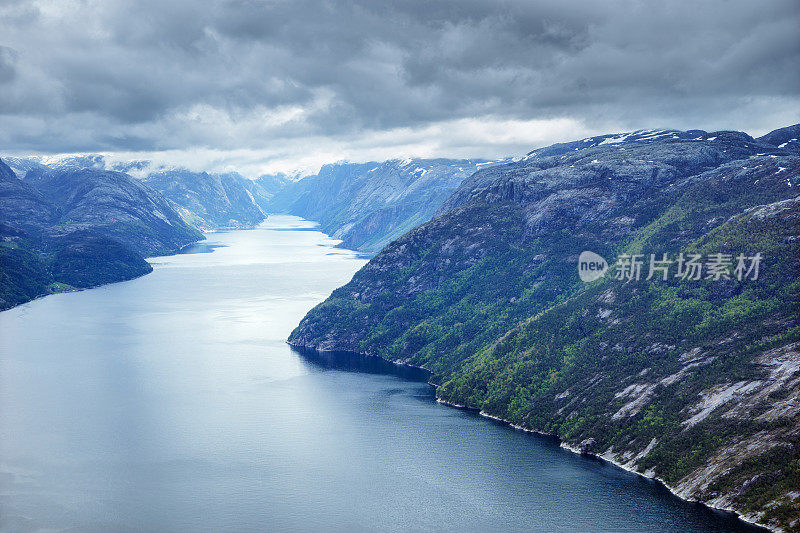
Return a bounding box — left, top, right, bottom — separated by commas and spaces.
0, 46, 17, 83
0, 0, 798, 156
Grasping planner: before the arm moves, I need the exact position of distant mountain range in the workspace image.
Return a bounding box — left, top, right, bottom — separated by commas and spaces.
0, 153, 504, 308
289, 124, 800, 532
6, 156, 291, 232
7, 154, 502, 256
267, 158, 508, 253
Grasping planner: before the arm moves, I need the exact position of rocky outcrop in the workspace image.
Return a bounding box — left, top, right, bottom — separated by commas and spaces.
758, 124, 800, 153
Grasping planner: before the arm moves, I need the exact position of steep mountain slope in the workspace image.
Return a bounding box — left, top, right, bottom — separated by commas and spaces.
0, 159, 60, 307
23, 166, 202, 256
268, 158, 504, 253
7, 155, 280, 231
0, 159, 200, 310
48, 230, 153, 288
0, 158, 57, 233
248, 173, 291, 212
289, 126, 800, 531
142, 170, 267, 230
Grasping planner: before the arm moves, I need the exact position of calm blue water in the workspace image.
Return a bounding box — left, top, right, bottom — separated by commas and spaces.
0, 216, 759, 532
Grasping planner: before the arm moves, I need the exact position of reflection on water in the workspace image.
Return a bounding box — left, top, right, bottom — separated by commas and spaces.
179, 242, 227, 254
292, 346, 433, 383
0, 216, 761, 532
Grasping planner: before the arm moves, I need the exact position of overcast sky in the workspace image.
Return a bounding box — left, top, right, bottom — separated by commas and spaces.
1, 0, 798, 175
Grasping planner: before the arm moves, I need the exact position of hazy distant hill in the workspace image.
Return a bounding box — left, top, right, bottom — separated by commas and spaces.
267, 158, 506, 253
142, 169, 268, 231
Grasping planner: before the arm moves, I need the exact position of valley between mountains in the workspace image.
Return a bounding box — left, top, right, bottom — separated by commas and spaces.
2, 124, 798, 531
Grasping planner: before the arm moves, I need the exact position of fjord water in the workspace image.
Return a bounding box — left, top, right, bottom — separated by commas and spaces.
0, 216, 757, 532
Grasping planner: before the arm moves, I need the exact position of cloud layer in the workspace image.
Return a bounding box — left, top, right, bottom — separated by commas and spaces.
1, 0, 798, 174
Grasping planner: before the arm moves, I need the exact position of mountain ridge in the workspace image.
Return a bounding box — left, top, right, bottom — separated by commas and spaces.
267, 157, 508, 253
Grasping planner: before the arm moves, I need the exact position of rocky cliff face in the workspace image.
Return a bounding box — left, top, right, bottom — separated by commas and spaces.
289, 126, 800, 531
268, 158, 506, 253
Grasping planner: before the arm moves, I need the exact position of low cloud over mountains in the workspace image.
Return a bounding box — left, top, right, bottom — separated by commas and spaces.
0, 0, 798, 173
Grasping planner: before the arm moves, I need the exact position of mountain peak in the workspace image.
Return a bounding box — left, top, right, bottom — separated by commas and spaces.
757, 123, 800, 151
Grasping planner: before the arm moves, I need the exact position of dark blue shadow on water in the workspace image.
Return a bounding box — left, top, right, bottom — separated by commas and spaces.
290, 344, 768, 533
470, 411, 767, 532
179, 243, 227, 254
290, 345, 432, 383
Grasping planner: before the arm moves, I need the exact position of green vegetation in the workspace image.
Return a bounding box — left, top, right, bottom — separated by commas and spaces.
0, 231, 152, 310
0, 244, 52, 308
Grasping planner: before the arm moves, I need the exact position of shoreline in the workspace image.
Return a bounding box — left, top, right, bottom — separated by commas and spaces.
1, 215, 323, 313
0, 267, 156, 314
0, 218, 279, 313
293, 343, 774, 533
0, 236, 206, 314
